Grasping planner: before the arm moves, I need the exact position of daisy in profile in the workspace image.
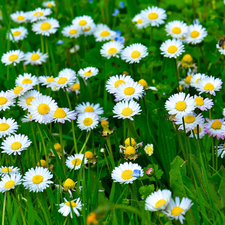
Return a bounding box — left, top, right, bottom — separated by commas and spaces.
140, 6, 167, 27
0, 91, 16, 111
100, 41, 124, 59
165, 92, 195, 117
145, 189, 171, 211
106, 74, 134, 94
1, 133, 32, 156
66, 154, 87, 170
42, 1, 55, 8
10, 11, 29, 23
39, 76, 55, 87
0, 173, 22, 193
8, 85, 33, 98
121, 43, 148, 64
216, 143, 225, 158
113, 100, 142, 121
0, 117, 18, 138
58, 198, 82, 218
165, 21, 188, 39
205, 118, 225, 140
0, 166, 20, 177
194, 95, 213, 111
16, 73, 39, 87
186, 24, 207, 44
72, 15, 94, 30
163, 197, 193, 224
189, 123, 205, 139
111, 162, 143, 184
179, 74, 193, 89
18, 90, 41, 110
78, 67, 99, 80
67, 78, 80, 94
24, 49, 48, 65
196, 76, 222, 96
160, 39, 184, 58
132, 14, 149, 29
21, 114, 34, 123
75, 102, 103, 115
8, 27, 28, 42
94, 24, 116, 42
77, 112, 99, 131
62, 25, 82, 38
83, 22, 96, 36
32, 18, 59, 36
52, 107, 76, 123
1, 50, 24, 66
138, 79, 157, 91
29, 7, 52, 22
23, 166, 53, 192
114, 81, 144, 101
190, 73, 207, 88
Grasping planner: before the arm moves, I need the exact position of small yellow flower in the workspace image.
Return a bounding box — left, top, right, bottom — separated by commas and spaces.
63, 178, 75, 191
37, 159, 47, 168
124, 137, 136, 147
144, 144, 154, 156
87, 212, 98, 224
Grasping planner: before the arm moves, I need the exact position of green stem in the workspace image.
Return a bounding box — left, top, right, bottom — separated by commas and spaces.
215, 138, 218, 172
7, 66, 9, 81
79, 131, 91, 153
19, 155, 24, 176
138, 63, 143, 79
35, 66, 40, 91
105, 136, 115, 167
73, 38, 80, 67
59, 123, 66, 174
2, 193, 6, 225
174, 58, 179, 92
199, 44, 207, 69
31, 123, 39, 163
41, 35, 44, 54
192, 0, 196, 19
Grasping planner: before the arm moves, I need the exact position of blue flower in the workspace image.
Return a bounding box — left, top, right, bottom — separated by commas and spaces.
131, 169, 141, 177
88, 0, 93, 3
114, 30, 122, 36
115, 36, 125, 44
119, 1, 125, 9
112, 9, 119, 16
56, 40, 64, 45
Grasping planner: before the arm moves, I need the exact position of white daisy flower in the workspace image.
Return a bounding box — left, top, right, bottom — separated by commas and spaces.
72, 15, 94, 30
10, 11, 29, 23
0, 117, 18, 138
145, 189, 171, 211
0, 173, 22, 193
66, 154, 87, 170
113, 100, 142, 121
32, 18, 59, 36
186, 24, 207, 44
62, 25, 82, 38
163, 197, 193, 224
18, 90, 41, 110
160, 39, 184, 58
29, 7, 52, 22
0, 91, 16, 111
78, 67, 99, 80
77, 112, 99, 132
24, 49, 48, 65
67, 78, 80, 94
194, 95, 213, 111
216, 42, 225, 55
165, 21, 188, 39
100, 41, 124, 59
39, 76, 56, 87
111, 162, 143, 184
0, 166, 20, 177
23, 166, 53, 193
179, 74, 193, 89
144, 144, 154, 156
215, 143, 225, 158
189, 123, 205, 139
21, 114, 34, 123
1, 133, 32, 156
94, 24, 117, 42
7, 26, 28, 42
52, 107, 76, 123
1, 50, 25, 66
82, 22, 96, 36
140, 6, 167, 27
121, 43, 148, 64
75, 102, 103, 115
205, 118, 225, 140
132, 13, 149, 29
106, 74, 134, 94
190, 73, 207, 88
42, 1, 55, 8
16, 73, 39, 87
58, 198, 82, 218
165, 93, 195, 117
8, 84, 33, 98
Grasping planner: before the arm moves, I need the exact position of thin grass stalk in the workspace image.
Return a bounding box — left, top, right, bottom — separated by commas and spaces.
59, 123, 66, 175
2, 192, 6, 225
79, 131, 91, 153
104, 136, 115, 166
138, 63, 143, 79
174, 58, 179, 91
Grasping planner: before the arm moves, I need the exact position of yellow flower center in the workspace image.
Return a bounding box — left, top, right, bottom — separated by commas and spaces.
66, 201, 77, 207
182, 54, 193, 63
54, 108, 66, 118
13, 86, 23, 95
0, 97, 7, 105
124, 137, 136, 146
196, 78, 201, 83
124, 87, 135, 95
32, 175, 44, 184
28, 115, 33, 119
57, 77, 67, 84
148, 12, 158, 20
85, 106, 94, 112
38, 103, 50, 115
211, 120, 222, 130
47, 2, 53, 7
124, 146, 136, 155
13, 31, 21, 36
72, 83, 80, 90
190, 30, 200, 38
100, 30, 110, 37
121, 107, 133, 116
184, 115, 195, 123
30, 53, 40, 61
69, 29, 77, 35
171, 206, 184, 216
11, 142, 22, 150
121, 170, 133, 180
184, 75, 193, 84
9, 54, 18, 61
145, 146, 153, 155
172, 27, 181, 34
46, 76, 55, 83
167, 45, 178, 54
79, 20, 87, 26
195, 97, 204, 106
63, 178, 75, 189
4, 180, 15, 189
1, 167, 12, 173
114, 80, 125, 88
84, 26, 91, 31
34, 11, 44, 17
155, 199, 166, 208
26, 96, 35, 105
85, 151, 94, 159
54, 143, 61, 151
137, 19, 143, 24
223, 143, 225, 148
40, 22, 51, 30
17, 15, 25, 20
22, 78, 32, 84
37, 159, 47, 168
108, 47, 117, 55
83, 118, 93, 126
84, 71, 93, 76
175, 101, 186, 111
101, 120, 108, 127
204, 83, 214, 91
138, 79, 148, 88
193, 126, 201, 134
0, 123, 9, 131
72, 158, 82, 166
131, 50, 141, 58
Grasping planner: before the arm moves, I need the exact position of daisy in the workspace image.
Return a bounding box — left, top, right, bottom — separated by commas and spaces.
75, 102, 104, 115
21, 114, 34, 123
8, 26, 28, 42
62, 25, 82, 38
163, 197, 193, 224
189, 123, 205, 139
82, 22, 96, 36
0, 173, 22, 193
28, 95, 58, 124
32, 18, 59, 36
216, 143, 225, 158
144, 144, 154, 156
1, 50, 24, 66
10, 11, 29, 23
121, 43, 148, 64
18, 90, 41, 110
194, 95, 213, 111
160, 39, 184, 58
16, 73, 39, 87
106, 74, 134, 94
132, 13, 149, 29
23, 166, 53, 192
216, 42, 225, 55
78, 67, 99, 80
0, 91, 16, 111
0, 166, 20, 177
29, 7, 52, 22
196, 76, 222, 96
179, 74, 193, 89
52, 107, 76, 123
114, 81, 144, 101
0, 117, 18, 138
100, 41, 124, 59
140, 6, 167, 27
1, 134, 32, 156
165, 92, 195, 117
8, 84, 33, 98
67, 78, 80, 94
190, 73, 207, 88
94, 24, 117, 42
39, 76, 56, 87
113, 100, 142, 121
24, 49, 48, 65
205, 118, 225, 140
186, 24, 207, 44
111, 162, 143, 184
145, 189, 171, 211
165, 21, 188, 39
58, 198, 82, 218
66, 154, 87, 170
42, 1, 55, 8
77, 112, 99, 131
72, 15, 94, 30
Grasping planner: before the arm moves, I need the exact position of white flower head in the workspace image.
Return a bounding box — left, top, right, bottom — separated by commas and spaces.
100, 41, 124, 59
75, 102, 103, 115
94, 24, 116, 42
10, 11, 29, 23
0, 91, 16, 111
29, 7, 52, 22
52, 107, 76, 123
18, 90, 41, 110
66, 154, 87, 170
186, 24, 207, 44
7, 26, 28, 42
0, 173, 22, 193
24, 49, 48, 65
77, 112, 99, 132
1, 50, 24, 66
165, 21, 188, 39
78, 67, 98, 80
16, 73, 39, 87
0, 117, 18, 138
160, 39, 184, 58
132, 13, 149, 29
62, 25, 82, 39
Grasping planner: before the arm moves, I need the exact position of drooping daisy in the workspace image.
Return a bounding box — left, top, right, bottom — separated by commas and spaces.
29, 7, 52, 22
205, 118, 225, 140
179, 74, 193, 89
16, 73, 39, 87
196, 76, 222, 96
140, 6, 167, 27
10, 11, 29, 23
189, 123, 205, 139
21, 114, 34, 123
100, 41, 124, 59
138, 79, 157, 91
194, 95, 213, 111
24, 49, 48, 65
77, 112, 99, 131
165, 21, 188, 39
160, 39, 184, 58
39, 76, 56, 87
111, 162, 143, 184
78, 67, 99, 80
1, 50, 25, 66
144, 144, 154, 156
1, 134, 32, 155
82, 22, 96, 36
52, 108, 76, 123
165, 92, 195, 117
8, 84, 33, 98
94, 24, 117, 42
66, 154, 87, 170
23, 166, 53, 192
18, 90, 41, 110
75, 102, 104, 115
0, 173, 22, 193
132, 13, 149, 29
42, 1, 55, 8
8, 26, 28, 42
32, 18, 59, 36
0, 117, 18, 138
113, 100, 142, 121
67, 78, 80, 94
190, 73, 207, 88
121, 43, 148, 64
216, 143, 225, 158
0, 166, 20, 177
58, 198, 82, 218
163, 197, 193, 224
0, 91, 16, 111
186, 24, 207, 44
72, 15, 94, 30
62, 25, 82, 38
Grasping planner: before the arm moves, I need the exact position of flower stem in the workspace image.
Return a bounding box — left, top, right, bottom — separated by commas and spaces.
59, 123, 66, 174
41, 35, 44, 54
2, 193, 6, 225
174, 58, 179, 92
138, 63, 143, 79
79, 131, 91, 154
105, 136, 115, 167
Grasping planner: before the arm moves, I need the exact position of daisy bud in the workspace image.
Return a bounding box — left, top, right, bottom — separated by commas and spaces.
146, 168, 155, 177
